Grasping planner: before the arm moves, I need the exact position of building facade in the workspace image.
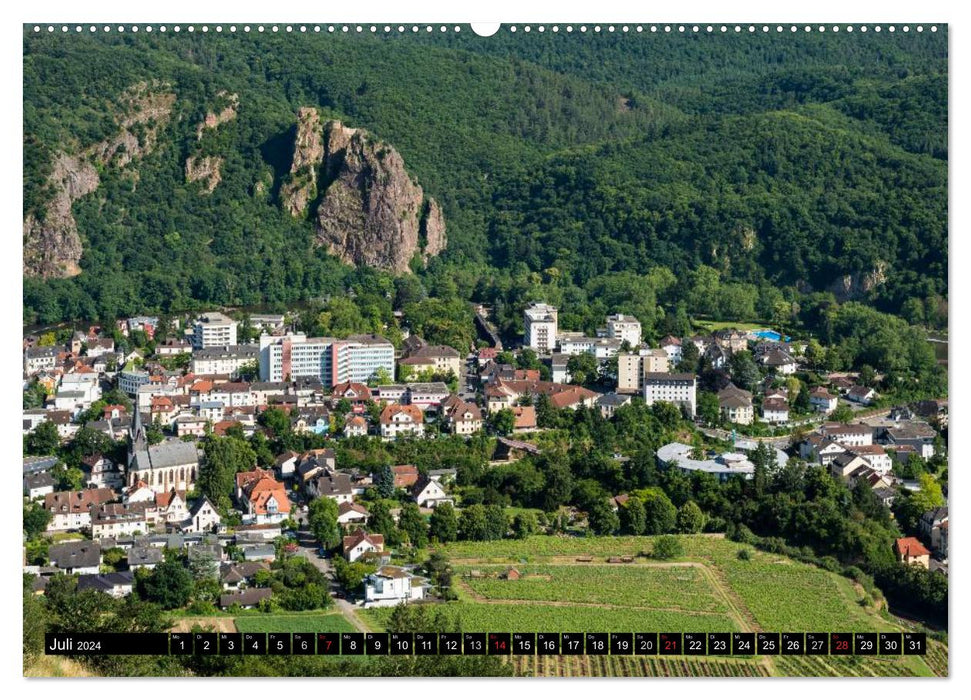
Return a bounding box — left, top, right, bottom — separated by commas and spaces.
523, 303, 558, 354
192, 312, 239, 349
643, 373, 697, 417
259, 333, 395, 387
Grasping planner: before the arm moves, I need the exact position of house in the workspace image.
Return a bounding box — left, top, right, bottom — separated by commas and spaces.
912, 399, 947, 429
704, 343, 730, 370
847, 385, 877, 405
758, 348, 798, 375
364, 566, 426, 607
761, 397, 790, 424
292, 407, 331, 436
829, 452, 873, 481
713, 329, 748, 354
240, 543, 277, 562
80, 454, 123, 489
511, 406, 537, 432
220, 561, 270, 590
48, 540, 102, 575
77, 571, 134, 598
184, 496, 222, 534
379, 403, 425, 439
295, 448, 337, 485
24, 472, 55, 500
45, 488, 116, 532
338, 501, 370, 527
391, 464, 420, 489
90, 503, 148, 539
597, 393, 631, 419
894, 537, 930, 569
819, 423, 874, 447
440, 395, 483, 435
717, 385, 754, 425
235, 469, 291, 525
275, 450, 300, 478
477, 347, 499, 367
846, 444, 892, 475
400, 344, 462, 378
344, 414, 369, 437
154, 488, 190, 525
919, 507, 948, 554
311, 472, 355, 504
659, 336, 683, 363
220, 588, 272, 610
882, 421, 938, 459
411, 476, 452, 509
343, 531, 387, 563
127, 545, 164, 570
331, 382, 372, 410
809, 388, 838, 413
798, 436, 846, 465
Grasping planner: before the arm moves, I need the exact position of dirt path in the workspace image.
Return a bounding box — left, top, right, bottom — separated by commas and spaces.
334, 598, 371, 632
696, 562, 759, 632
169, 616, 237, 633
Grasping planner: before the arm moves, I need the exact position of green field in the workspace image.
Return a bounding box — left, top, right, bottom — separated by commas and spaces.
361, 603, 738, 634
456, 564, 728, 613
234, 612, 357, 634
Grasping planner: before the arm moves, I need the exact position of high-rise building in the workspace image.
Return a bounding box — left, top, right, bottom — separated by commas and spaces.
616, 349, 670, 393
191, 312, 238, 349
606, 313, 642, 348
259, 333, 395, 387
524, 303, 558, 354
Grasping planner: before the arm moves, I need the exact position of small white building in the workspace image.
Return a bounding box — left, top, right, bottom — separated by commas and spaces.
364, 566, 426, 608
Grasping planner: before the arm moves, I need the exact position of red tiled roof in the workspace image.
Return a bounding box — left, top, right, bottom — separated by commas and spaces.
895, 537, 930, 558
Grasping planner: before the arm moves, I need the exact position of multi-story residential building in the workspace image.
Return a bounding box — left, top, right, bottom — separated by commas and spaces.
191, 312, 238, 350
259, 333, 395, 387
557, 335, 622, 359
606, 314, 642, 348
191, 344, 259, 376
718, 384, 754, 425
616, 349, 670, 393
379, 404, 425, 440
24, 345, 59, 375
523, 302, 558, 353
643, 372, 697, 417
399, 344, 462, 378
119, 369, 151, 397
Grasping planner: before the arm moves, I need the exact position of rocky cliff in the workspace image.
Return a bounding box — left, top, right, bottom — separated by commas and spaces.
828, 262, 888, 301
23, 81, 176, 278
280, 107, 324, 217
282, 115, 446, 273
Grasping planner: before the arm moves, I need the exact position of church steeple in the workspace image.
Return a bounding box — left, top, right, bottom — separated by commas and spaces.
129, 406, 147, 466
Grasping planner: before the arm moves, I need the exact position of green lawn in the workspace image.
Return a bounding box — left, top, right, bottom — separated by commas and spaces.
234, 612, 357, 634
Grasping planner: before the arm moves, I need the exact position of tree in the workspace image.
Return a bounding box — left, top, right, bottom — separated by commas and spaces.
308, 497, 340, 549
697, 391, 720, 426
425, 550, 456, 599
199, 436, 256, 511
373, 464, 395, 498
676, 501, 706, 533
619, 497, 646, 535
23, 501, 52, 538
912, 474, 945, 512
640, 488, 677, 535
368, 501, 400, 545
490, 408, 516, 436
652, 535, 684, 560
511, 511, 539, 539
24, 421, 60, 456
830, 404, 855, 423
587, 498, 619, 535
677, 341, 700, 373
139, 559, 193, 609
729, 351, 761, 391
398, 502, 428, 548
794, 384, 812, 413
459, 504, 490, 541
429, 501, 459, 543
751, 442, 773, 497
541, 459, 574, 511
567, 352, 599, 386
484, 504, 509, 540
258, 407, 291, 437
332, 557, 376, 593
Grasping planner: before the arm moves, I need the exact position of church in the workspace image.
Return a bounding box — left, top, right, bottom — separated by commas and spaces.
127, 409, 201, 493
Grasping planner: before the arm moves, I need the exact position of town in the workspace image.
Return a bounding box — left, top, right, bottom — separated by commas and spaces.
22, 299, 947, 635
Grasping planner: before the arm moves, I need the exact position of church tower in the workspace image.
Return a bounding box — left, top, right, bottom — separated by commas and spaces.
129, 406, 147, 468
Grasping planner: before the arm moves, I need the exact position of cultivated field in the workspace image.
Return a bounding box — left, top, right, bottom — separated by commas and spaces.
234, 612, 357, 634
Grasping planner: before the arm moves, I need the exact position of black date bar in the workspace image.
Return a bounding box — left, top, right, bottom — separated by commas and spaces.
45, 633, 170, 655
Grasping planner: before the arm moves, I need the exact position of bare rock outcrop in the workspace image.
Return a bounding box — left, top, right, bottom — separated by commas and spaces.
309, 118, 446, 273
196, 91, 239, 140
185, 155, 224, 194
828, 262, 888, 301
280, 107, 324, 217
23, 81, 176, 278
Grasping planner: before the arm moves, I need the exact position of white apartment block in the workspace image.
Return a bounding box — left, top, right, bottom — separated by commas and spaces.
557, 334, 622, 360
191, 344, 259, 376
606, 314, 642, 348
259, 333, 395, 387
643, 372, 697, 417
524, 303, 558, 354
192, 312, 238, 350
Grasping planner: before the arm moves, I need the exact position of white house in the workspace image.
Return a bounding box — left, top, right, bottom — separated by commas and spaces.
364, 566, 426, 608
337, 501, 370, 526
342, 531, 386, 563
379, 403, 425, 440
809, 388, 838, 413
184, 496, 222, 533
411, 476, 452, 509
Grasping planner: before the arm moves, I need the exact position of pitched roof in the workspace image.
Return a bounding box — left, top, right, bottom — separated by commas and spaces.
49, 540, 101, 569
379, 403, 424, 425
342, 531, 385, 557
45, 488, 115, 514
895, 537, 930, 558
314, 472, 354, 497
237, 469, 291, 515
391, 464, 419, 488
511, 406, 537, 429
220, 588, 272, 608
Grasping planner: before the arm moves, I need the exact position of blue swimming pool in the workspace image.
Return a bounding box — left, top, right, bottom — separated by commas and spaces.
752, 329, 790, 342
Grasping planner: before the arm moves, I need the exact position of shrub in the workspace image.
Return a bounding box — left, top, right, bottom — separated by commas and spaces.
652, 535, 684, 560
737, 549, 752, 561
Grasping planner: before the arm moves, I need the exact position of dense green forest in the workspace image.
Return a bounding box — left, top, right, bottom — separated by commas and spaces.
23, 28, 947, 344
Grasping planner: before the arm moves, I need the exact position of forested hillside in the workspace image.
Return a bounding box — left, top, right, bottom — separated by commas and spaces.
23, 27, 947, 339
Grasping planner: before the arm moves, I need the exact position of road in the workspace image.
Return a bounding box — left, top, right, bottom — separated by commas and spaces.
294, 530, 370, 633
